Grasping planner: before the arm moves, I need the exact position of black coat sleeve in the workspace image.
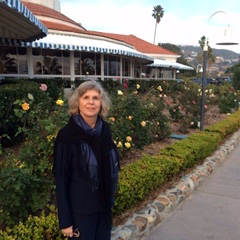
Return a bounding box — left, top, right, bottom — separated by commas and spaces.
53, 132, 73, 229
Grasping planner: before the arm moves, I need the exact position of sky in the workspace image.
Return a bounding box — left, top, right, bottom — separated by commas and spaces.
61, 0, 240, 54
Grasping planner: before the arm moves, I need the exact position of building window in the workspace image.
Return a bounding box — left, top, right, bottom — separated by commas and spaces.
122, 57, 130, 77
81, 52, 95, 75
142, 66, 152, 78
18, 47, 28, 74
42, 49, 62, 75
33, 48, 42, 74
163, 70, 173, 79
0, 46, 18, 74
96, 54, 101, 75
157, 68, 163, 78
62, 51, 70, 75
104, 55, 120, 76
74, 51, 81, 75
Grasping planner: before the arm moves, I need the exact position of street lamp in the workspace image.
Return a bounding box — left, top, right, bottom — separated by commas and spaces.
196, 64, 203, 73
200, 11, 238, 131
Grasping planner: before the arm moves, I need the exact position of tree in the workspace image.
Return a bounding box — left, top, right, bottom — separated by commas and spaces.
152, 5, 164, 45
232, 67, 240, 90
196, 36, 216, 75
225, 63, 240, 74
158, 42, 181, 54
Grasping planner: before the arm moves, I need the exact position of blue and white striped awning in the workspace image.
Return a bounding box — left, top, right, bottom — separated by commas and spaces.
0, 33, 154, 63
148, 59, 194, 70
0, 0, 48, 41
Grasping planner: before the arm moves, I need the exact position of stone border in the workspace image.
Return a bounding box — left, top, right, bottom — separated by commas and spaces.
111, 129, 240, 240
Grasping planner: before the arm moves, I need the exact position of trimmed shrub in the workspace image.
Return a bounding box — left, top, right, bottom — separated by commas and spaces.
0, 206, 63, 240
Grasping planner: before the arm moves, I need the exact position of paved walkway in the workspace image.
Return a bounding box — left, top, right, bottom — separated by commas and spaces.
146, 142, 240, 240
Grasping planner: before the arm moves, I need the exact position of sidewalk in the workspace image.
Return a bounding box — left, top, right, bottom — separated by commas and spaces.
146, 142, 240, 240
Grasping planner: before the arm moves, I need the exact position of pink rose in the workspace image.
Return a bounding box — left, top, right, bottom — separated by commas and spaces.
192, 100, 196, 105
123, 83, 128, 88
40, 84, 47, 91
204, 104, 208, 109
178, 106, 182, 110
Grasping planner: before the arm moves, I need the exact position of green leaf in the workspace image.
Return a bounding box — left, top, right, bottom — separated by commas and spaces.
28, 93, 34, 100
13, 99, 20, 105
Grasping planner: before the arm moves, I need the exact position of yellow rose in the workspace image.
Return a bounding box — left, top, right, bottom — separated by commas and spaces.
109, 117, 115, 122
117, 90, 123, 96
56, 99, 64, 106
157, 86, 163, 91
125, 142, 131, 149
22, 102, 29, 111
117, 141, 123, 148
126, 136, 132, 142
141, 121, 146, 127
136, 84, 140, 89
126, 115, 132, 120
149, 103, 154, 107
133, 90, 138, 94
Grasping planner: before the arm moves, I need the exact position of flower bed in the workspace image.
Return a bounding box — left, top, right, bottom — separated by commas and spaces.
1, 110, 240, 239
1, 78, 240, 237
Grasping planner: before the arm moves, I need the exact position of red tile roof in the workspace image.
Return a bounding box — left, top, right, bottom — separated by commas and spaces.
22, 1, 85, 29
41, 21, 178, 56
23, 1, 178, 56
87, 31, 178, 55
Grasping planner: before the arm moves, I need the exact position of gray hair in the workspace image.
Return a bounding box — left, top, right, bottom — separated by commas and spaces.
68, 80, 111, 118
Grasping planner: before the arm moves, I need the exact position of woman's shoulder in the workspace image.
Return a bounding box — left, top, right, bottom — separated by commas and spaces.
55, 121, 71, 142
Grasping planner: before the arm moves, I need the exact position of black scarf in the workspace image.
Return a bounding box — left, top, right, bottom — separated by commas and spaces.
53, 115, 119, 223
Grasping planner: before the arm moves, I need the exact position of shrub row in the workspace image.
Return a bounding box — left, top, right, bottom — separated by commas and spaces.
0, 206, 63, 240
112, 110, 240, 215
2, 110, 240, 238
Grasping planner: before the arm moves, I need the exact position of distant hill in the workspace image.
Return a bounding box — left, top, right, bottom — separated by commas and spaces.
178, 45, 239, 59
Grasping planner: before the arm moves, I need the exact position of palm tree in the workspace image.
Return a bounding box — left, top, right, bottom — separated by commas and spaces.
197, 36, 216, 75
152, 5, 164, 45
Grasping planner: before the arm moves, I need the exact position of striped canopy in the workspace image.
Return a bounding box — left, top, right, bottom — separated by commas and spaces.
0, 33, 154, 63
149, 59, 194, 70
0, 0, 48, 41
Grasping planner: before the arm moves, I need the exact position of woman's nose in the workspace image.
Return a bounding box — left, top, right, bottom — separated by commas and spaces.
88, 98, 94, 104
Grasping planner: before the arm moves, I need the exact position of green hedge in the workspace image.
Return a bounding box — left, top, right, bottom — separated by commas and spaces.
2, 110, 240, 238
0, 206, 63, 240
112, 110, 240, 215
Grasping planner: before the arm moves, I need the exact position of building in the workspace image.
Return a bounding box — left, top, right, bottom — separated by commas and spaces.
0, 0, 193, 82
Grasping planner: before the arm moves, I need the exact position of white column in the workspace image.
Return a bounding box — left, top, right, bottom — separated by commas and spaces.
70, 51, 75, 81
173, 69, 176, 79
27, 47, 33, 79
130, 59, 133, 79
140, 65, 142, 79
120, 56, 123, 83
101, 54, 104, 81
155, 67, 158, 80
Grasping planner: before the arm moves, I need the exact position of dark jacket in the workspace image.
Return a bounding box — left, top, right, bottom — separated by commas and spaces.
53, 117, 119, 229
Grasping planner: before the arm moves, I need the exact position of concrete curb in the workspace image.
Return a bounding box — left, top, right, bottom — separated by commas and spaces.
111, 129, 240, 240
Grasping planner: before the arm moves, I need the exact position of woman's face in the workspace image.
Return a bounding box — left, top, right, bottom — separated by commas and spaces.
78, 89, 101, 120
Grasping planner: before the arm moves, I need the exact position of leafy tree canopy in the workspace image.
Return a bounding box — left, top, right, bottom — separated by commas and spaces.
158, 42, 181, 54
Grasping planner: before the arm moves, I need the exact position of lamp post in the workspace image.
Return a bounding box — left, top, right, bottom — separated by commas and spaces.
199, 11, 238, 131
196, 64, 203, 73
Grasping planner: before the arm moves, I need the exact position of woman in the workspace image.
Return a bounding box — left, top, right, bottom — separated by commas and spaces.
53, 80, 119, 239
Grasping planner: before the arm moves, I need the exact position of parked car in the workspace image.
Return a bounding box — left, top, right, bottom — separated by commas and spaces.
214, 76, 231, 85
190, 77, 212, 85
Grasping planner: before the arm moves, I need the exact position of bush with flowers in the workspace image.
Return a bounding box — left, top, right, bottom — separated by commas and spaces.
107, 88, 170, 155
0, 80, 64, 147
2, 77, 240, 236
217, 84, 239, 113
